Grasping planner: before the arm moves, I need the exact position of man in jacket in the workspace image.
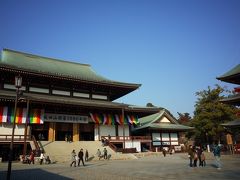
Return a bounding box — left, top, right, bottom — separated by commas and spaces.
78, 149, 85, 166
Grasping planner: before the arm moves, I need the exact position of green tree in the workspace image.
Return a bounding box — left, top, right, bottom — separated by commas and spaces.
191, 85, 237, 145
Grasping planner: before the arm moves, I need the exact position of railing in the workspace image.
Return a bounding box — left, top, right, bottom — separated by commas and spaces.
32, 135, 41, 154
108, 141, 118, 152
0, 134, 32, 141
101, 137, 118, 152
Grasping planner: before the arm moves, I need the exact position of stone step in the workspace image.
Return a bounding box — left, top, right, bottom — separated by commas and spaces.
38, 141, 136, 163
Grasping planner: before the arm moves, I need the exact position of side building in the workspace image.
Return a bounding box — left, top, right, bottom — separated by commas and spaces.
217, 64, 240, 153
132, 109, 193, 152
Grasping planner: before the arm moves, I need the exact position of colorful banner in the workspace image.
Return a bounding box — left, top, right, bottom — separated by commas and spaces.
29, 109, 44, 124
0, 106, 44, 124
89, 113, 138, 125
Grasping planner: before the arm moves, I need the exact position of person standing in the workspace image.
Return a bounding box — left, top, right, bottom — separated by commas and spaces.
39, 151, 45, 165
103, 148, 108, 160
213, 141, 222, 169
78, 149, 85, 166
70, 150, 76, 167
85, 149, 89, 162
188, 145, 194, 167
197, 147, 203, 166
162, 148, 167, 157
193, 148, 198, 167
201, 152, 206, 167
29, 151, 35, 165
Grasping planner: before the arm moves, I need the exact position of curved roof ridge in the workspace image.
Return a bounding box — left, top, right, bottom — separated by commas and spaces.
0, 48, 141, 87
2, 48, 91, 67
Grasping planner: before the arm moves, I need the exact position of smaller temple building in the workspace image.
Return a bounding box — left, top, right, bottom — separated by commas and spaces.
132, 109, 193, 152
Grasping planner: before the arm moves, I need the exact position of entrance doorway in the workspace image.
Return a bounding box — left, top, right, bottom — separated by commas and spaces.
56, 123, 73, 141
79, 124, 94, 141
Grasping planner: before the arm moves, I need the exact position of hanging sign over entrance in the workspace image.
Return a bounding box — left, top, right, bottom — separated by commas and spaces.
44, 113, 89, 124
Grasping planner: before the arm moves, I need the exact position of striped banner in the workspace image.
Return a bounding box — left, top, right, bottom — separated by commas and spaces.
0, 106, 8, 123
89, 113, 138, 125
0, 106, 44, 124
29, 109, 44, 124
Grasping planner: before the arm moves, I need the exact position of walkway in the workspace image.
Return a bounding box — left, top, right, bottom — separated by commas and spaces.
0, 153, 240, 179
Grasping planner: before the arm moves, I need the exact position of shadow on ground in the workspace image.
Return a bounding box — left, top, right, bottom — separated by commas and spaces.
0, 168, 73, 180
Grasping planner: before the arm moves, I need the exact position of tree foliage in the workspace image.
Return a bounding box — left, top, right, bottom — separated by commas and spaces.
191, 85, 237, 144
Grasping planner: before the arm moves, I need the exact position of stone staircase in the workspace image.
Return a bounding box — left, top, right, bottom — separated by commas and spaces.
38, 141, 137, 163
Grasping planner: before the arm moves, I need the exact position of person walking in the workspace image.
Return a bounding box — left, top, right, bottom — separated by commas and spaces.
85, 149, 89, 162
103, 148, 108, 160
70, 150, 76, 167
78, 149, 85, 166
213, 141, 222, 169
96, 149, 102, 160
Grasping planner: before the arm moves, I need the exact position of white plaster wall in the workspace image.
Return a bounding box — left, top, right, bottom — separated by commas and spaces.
160, 116, 170, 123
0, 124, 25, 135
125, 141, 141, 152
99, 125, 116, 137
94, 125, 99, 141
118, 125, 129, 136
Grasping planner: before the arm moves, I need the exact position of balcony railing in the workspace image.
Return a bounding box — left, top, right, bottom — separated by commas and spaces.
0, 134, 32, 141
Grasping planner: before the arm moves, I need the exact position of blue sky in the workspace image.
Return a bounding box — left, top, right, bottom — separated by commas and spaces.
0, 0, 240, 118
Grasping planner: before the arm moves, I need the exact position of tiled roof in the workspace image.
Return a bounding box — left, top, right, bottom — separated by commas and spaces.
134, 109, 194, 131
0, 49, 141, 88
217, 64, 240, 84
221, 119, 240, 127
219, 94, 240, 106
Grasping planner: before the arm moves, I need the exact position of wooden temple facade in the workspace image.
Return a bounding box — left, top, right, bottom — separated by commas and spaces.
0, 49, 160, 144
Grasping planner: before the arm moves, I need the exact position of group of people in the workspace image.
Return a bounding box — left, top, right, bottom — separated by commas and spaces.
70, 149, 89, 167
188, 145, 206, 167
96, 148, 110, 160
65, 134, 72, 143
39, 151, 51, 165
23, 150, 51, 165
188, 142, 222, 169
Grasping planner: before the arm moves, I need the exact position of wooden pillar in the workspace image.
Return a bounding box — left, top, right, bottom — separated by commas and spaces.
48, 122, 56, 141
73, 123, 79, 142
122, 108, 125, 149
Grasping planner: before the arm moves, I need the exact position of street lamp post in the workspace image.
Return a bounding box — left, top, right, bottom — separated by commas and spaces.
7, 75, 22, 180
206, 132, 210, 152
23, 99, 29, 161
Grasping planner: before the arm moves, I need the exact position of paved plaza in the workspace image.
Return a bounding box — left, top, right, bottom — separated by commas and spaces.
0, 153, 240, 180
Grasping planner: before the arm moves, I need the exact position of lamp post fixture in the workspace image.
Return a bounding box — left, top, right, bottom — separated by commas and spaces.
206, 132, 210, 152
7, 75, 22, 180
